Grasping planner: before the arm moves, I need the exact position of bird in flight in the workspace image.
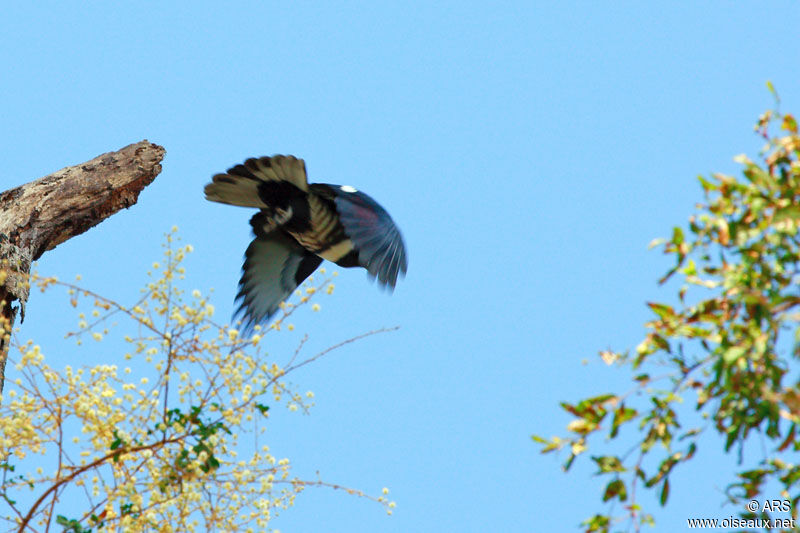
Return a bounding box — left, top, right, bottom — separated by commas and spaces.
205, 155, 407, 331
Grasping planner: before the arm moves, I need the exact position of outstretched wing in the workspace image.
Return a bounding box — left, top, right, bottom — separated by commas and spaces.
310, 184, 408, 288
235, 230, 322, 331
205, 155, 308, 207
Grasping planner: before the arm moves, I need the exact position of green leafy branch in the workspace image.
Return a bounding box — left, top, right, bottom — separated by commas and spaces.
534, 91, 800, 532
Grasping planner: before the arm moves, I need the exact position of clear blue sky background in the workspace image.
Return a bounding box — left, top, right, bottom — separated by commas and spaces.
3, 2, 800, 531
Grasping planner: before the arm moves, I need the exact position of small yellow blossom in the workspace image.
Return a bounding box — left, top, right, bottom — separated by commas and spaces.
600, 350, 618, 365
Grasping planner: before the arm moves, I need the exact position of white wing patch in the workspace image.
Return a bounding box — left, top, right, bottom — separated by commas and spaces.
340, 185, 358, 193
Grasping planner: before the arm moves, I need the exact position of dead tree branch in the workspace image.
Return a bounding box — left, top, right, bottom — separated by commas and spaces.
0, 140, 165, 391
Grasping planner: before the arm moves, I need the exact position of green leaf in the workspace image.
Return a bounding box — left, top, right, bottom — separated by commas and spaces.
672, 226, 684, 245
741, 163, 775, 189
773, 206, 800, 223
581, 514, 611, 532
592, 455, 626, 474
55, 516, 90, 533
602, 479, 627, 502
782, 114, 798, 133
647, 302, 675, 320
697, 175, 717, 191
532, 434, 564, 453
722, 346, 746, 364
564, 453, 577, 471
610, 405, 637, 438
680, 259, 697, 276
660, 478, 670, 505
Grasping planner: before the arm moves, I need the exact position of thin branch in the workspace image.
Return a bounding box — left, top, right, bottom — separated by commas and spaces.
283, 327, 400, 375
18, 438, 182, 532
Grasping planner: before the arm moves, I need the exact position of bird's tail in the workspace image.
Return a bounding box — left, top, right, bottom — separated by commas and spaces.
205, 155, 309, 207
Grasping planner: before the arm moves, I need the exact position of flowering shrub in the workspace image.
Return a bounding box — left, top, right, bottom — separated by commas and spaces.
0, 228, 395, 532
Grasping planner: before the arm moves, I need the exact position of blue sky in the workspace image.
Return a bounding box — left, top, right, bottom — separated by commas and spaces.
3, 2, 800, 531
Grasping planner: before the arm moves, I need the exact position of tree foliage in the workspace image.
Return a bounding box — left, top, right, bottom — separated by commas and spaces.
0, 229, 395, 532
534, 94, 800, 531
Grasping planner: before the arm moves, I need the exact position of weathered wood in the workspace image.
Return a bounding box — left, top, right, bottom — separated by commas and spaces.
0, 141, 165, 391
